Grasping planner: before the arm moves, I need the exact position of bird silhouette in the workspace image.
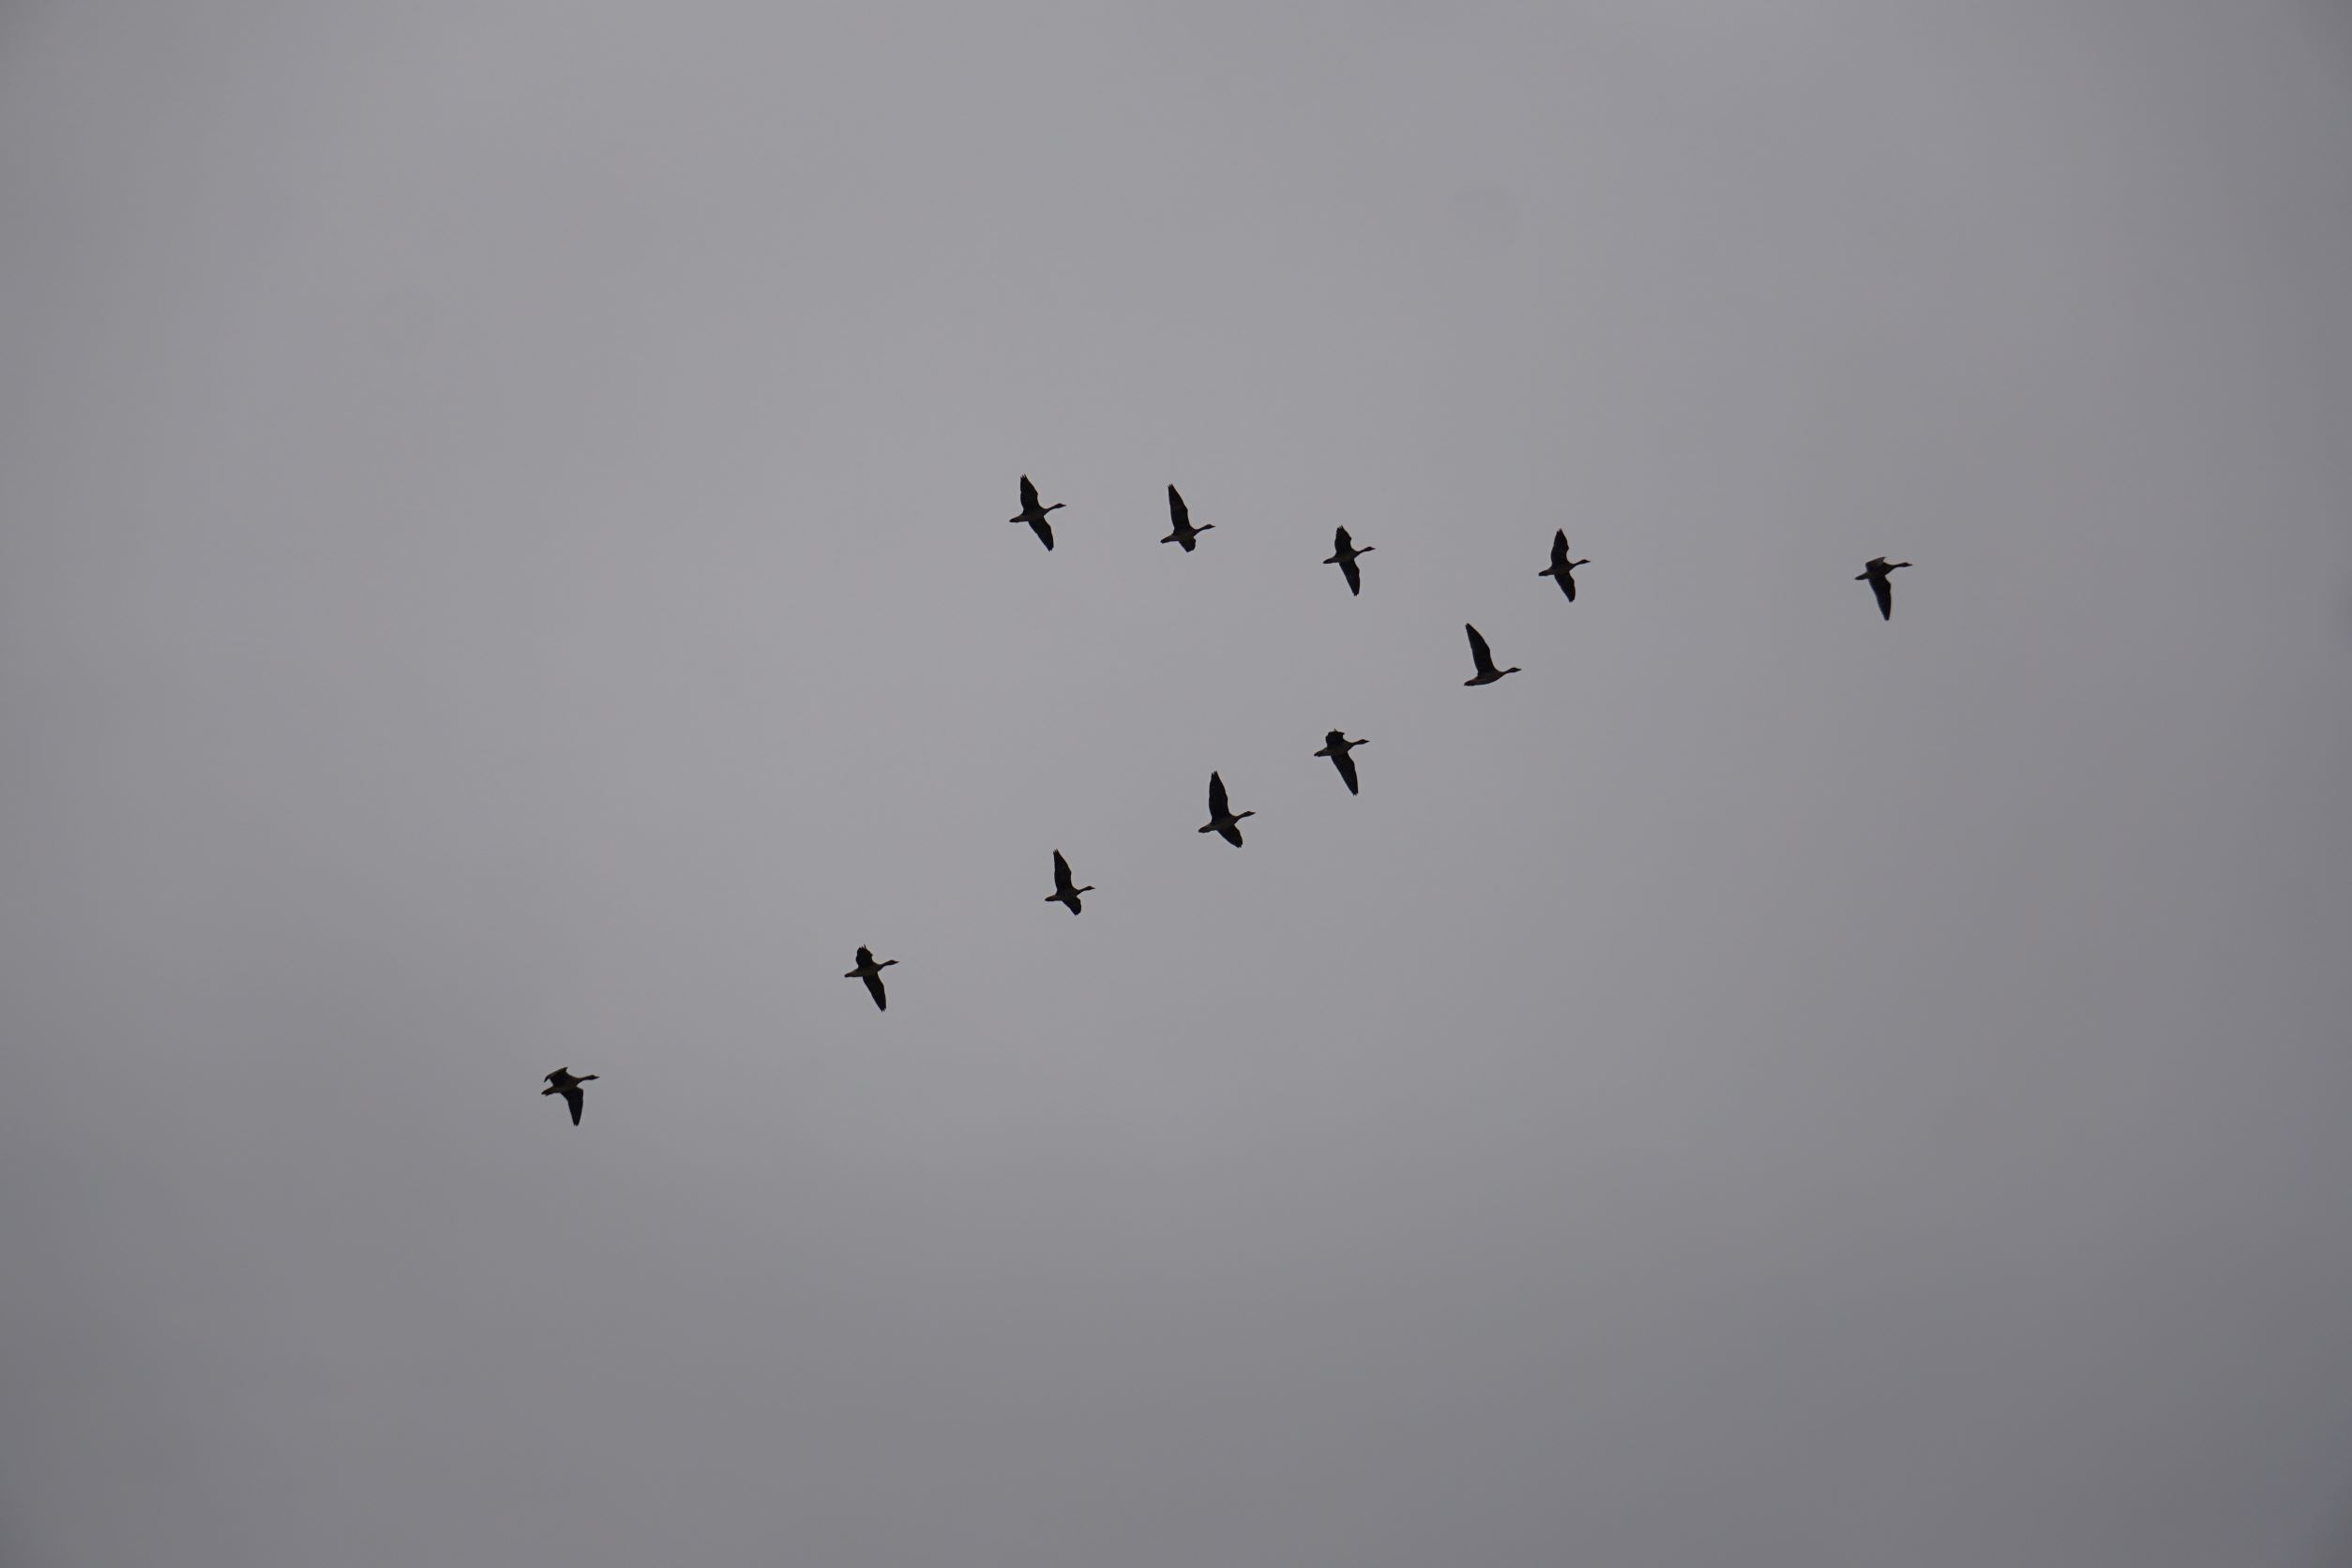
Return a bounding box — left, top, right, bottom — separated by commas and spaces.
1045, 850, 1094, 915
1463, 623, 1521, 686
1011, 475, 1063, 550
1199, 771, 1256, 847
542, 1067, 599, 1126
1324, 527, 1374, 596
1161, 486, 1213, 551
1313, 731, 1367, 795
1539, 530, 1591, 602
845, 945, 900, 1011
1856, 556, 1911, 621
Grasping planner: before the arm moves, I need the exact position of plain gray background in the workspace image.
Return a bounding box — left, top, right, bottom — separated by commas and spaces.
4, 4, 2350, 1564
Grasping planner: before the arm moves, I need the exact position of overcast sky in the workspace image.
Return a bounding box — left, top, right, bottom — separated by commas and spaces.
4, 4, 2351, 1565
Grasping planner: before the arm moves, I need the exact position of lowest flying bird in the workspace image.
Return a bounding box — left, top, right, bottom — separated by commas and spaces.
1323, 526, 1374, 596
1010, 475, 1064, 550
1539, 530, 1591, 602
1856, 556, 1912, 621
1199, 771, 1256, 847
542, 1067, 599, 1126
1314, 731, 1368, 795
1045, 850, 1095, 915
1161, 486, 1213, 551
844, 945, 900, 1011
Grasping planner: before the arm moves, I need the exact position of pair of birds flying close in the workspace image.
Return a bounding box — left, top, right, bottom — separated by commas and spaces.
1199, 731, 1368, 844
1016, 476, 1217, 554
1327, 526, 1590, 604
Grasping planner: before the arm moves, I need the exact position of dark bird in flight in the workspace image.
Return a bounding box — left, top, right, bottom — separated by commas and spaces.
1161, 486, 1213, 551
1011, 475, 1063, 550
1323, 527, 1374, 596
1314, 730, 1367, 795
1856, 556, 1911, 621
845, 945, 900, 1011
1463, 623, 1521, 686
542, 1067, 599, 1126
1539, 530, 1591, 601
1199, 770, 1256, 847
1045, 850, 1094, 915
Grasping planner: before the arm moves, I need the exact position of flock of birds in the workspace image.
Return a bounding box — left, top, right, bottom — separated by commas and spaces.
539, 479, 1917, 1124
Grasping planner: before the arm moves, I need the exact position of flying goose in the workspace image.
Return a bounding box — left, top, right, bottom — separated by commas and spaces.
1199, 771, 1255, 847
1313, 730, 1367, 795
542, 1067, 599, 1126
1161, 486, 1213, 551
1045, 850, 1094, 915
845, 945, 900, 1011
1323, 527, 1374, 596
1856, 556, 1911, 621
1463, 623, 1521, 686
1011, 475, 1063, 550
1539, 530, 1591, 601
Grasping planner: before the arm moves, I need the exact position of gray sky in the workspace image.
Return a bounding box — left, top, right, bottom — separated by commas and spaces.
4, 4, 2351, 1564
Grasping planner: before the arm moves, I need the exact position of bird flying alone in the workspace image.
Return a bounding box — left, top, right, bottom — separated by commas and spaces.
1463, 623, 1522, 686
1314, 730, 1367, 795
1199, 770, 1256, 847
1856, 556, 1911, 621
1324, 526, 1373, 596
1011, 475, 1063, 550
543, 1067, 599, 1126
1046, 850, 1095, 915
1161, 485, 1213, 551
1540, 530, 1591, 602
845, 944, 900, 1011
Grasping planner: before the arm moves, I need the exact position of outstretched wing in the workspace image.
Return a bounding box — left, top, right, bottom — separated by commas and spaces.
1467, 623, 1494, 670
1339, 556, 1362, 595
863, 970, 888, 1011
562, 1085, 585, 1125
1208, 771, 1229, 817
1053, 850, 1075, 897
1030, 517, 1054, 550
1019, 475, 1041, 510
1871, 574, 1893, 620
1168, 486, 1188, 530
1550, 529, 1569, 569
1333, 750, 1360, 795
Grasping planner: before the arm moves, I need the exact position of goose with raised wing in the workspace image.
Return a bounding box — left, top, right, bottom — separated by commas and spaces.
1323, 527, 1374, 596
542, 1067, 599, 1126
1161, 486, 1212, 551
1539, 530, 1590, 602
1314, 731, 1367, 795
845, 945, 900, 1011
1045, 850, 1094, 915
1199, 771, 1255, 847
1463, 623, 1521, 686
1856, 556, 1911, 621
1011, 475, 1063, 550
